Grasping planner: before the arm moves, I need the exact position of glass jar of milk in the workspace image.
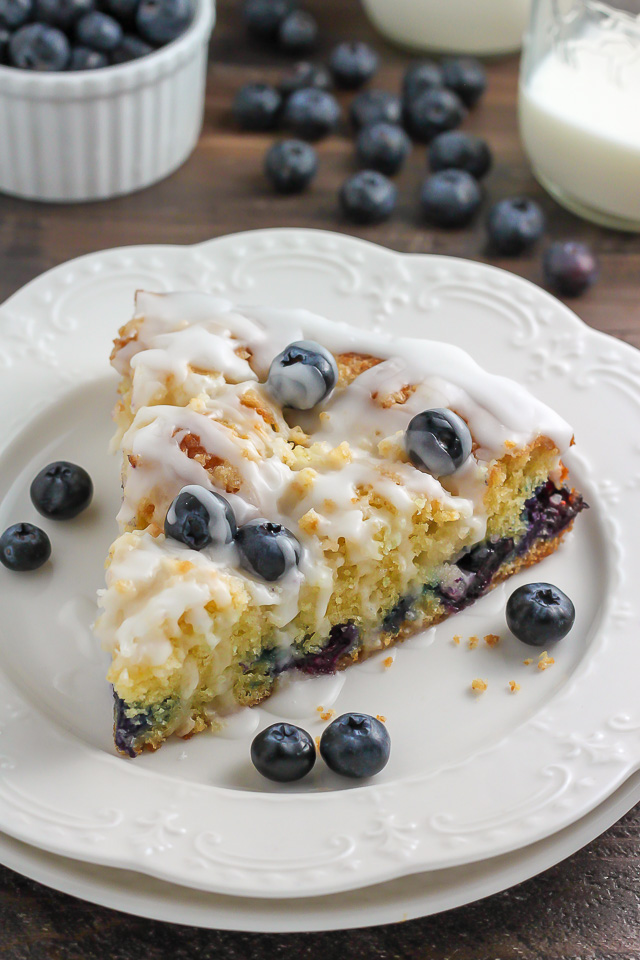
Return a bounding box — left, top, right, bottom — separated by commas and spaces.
360, 0, 531, 55
519, 0, 640, 231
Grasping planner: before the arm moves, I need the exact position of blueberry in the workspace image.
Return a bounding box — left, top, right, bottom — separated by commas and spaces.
30, 461, 93, 519
251, 722, 315, 782
0, 523, 51, 572
329, 40, 378, 89
9, 23, 70, 69
110, 33, 153, 63
103, 0, 139, 21
429, 130, 492, 180
402, 59, 444, 102
69, 44, 108, 68
264, 139, 318, 194
279, 61, 332, 97
268, 339, 337, 409
403, 87, 466, 143
243, 0, 293, 41
164, 485, 236, 550
278, 9, 317, 53
356, 122, 411, 176
543, 241, 598, 297
0, 26, 10, 62
33, 0, 94, 28
421, 170, 481, 228
283, 87, 340, 140
441, 56, 487, 108
349, 89, 401, 131
235, 519, 301, 582
487, 197, 545, 255
405, 408, 472, 476
506, 582, 575, 646
76, 11, 123, 51
0, 0, 31, 30
340, 169, 397, 225
320, 713, 390, 779
136, 0, 192, 45
233, 82, 282, 132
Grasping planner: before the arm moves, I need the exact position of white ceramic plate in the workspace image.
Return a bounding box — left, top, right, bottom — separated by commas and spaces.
0, 229, 639, 900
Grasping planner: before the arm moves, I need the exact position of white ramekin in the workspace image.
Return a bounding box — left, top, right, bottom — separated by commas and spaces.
0, 0, 215, 202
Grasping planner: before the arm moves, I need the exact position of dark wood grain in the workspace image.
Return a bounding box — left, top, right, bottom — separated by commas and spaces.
1, 0, 639, 954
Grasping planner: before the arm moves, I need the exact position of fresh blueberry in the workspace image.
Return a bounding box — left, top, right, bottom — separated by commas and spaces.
136, 0, 192, 45
69, 44, 108, 68
320, 713, 390, 779
283, 87, 340, 140
329, 40, 378, 89
0, 0, 31, 30
235, 519, 301, 582
340, 169, 397, 224
506, 582, 575, 646
403, 87, 466, 142
349, 89, 401, 131
251, 722, 315, 782
264, 139, 318, 194
487, 197, 545, 255
9, 23, 70, 69
278, 9, 317, 53
543, 241, 598, 297
76, 11, 123, 51
165, 485, 236, 550
441, 56, 486, 108
429, 130, 492, 180
0, 523, 51, 572
233, 82, 282, 132
30, 461, 93, 520
356, 122, 410, 176
110, 33, 153, 63
33, 0, 94, 29
421, 170, 481, 228
0, 26, 10, 62
243, 0, 293, 41
279, 61, 332, 97
103, 0, 139, 21
405, 408, 472, 476
268, 339, 337, 409
402, 59, 444, 102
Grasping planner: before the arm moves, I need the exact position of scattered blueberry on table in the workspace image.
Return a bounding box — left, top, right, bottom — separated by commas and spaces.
251, 722, 316, 782
277, 8, 316, 54
264, 138, 318, 193
340, 169, 397, 225
421, 169, 482, 228
233, 82, 282, 132
278, 59, 332, 96
356, 122, 411, 177
543, 241, 598, 297
402, 59, 444, 102
349, 88, 401, 131
30, 460, 93, 520
506, 583, 575, 646
0, 522, 51, 572
403, 87, 466, 143
440, 56, 487, 108
428, 130, 492, 180
283, 86, 340, 140
320, 713, 390, 779
487, 197, 546, 255
329, 39, 378, 89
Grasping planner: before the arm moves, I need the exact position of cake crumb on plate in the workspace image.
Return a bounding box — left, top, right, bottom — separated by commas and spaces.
484, 634, 500, 647
468, 635, 479, 649
508, 680, 521, 693
537, 651, 555, 671
471, 678, 488, 693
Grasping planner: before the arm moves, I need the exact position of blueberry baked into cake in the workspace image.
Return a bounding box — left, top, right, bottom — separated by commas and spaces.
95, 291, 585, 757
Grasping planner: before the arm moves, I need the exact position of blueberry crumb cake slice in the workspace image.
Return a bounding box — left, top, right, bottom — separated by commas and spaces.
96, 291, 585, 757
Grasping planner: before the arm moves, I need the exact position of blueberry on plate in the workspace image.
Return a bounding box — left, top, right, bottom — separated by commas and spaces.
33, 0, 94, 29
405, 408, 472, 476
487, 197, 545, 255
428, 130, 492, 180
403, 87, 466, 143
329, 40, 378, 89
349, 89, 401, 131
110, 33, 153, 63
264, 139, 318, 194
30, 461, 93, 519
268, 339, 338, 408
356, 122, 411, 176
506, 582, 575, 646
102, 0, 139, 22
320, 713, 390, 779
242, 0, 293, 42
543, 241, 598, 297
402, 59, 444, 102
278, 9, 317, 54
136, 0, 192, 46
441, 57, 487, 108
233, 82, 282, 131
340, 169, 397, 225
0, 0, 31, 30
0, 523, 51, 572
69, 44, 108, 68
421, 169, 482, 228
76, 11, 123, 51
165, 485, 236, 550
279, 60, 332, 97
283, 87, 340, 141
9, 23, 70, 70
251, 722, 316, 782
235, 519, 301, 582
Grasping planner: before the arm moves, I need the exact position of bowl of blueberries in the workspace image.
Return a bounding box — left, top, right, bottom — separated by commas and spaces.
0, 0, 214, 201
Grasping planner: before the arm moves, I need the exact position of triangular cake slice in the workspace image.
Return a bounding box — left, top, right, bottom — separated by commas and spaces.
96, 291, 585, 756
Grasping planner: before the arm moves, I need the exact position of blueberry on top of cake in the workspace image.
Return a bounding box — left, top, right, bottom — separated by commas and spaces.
96, 292, 585, 756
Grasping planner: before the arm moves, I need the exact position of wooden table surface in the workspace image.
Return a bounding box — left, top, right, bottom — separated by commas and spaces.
1, 0, 639, 956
